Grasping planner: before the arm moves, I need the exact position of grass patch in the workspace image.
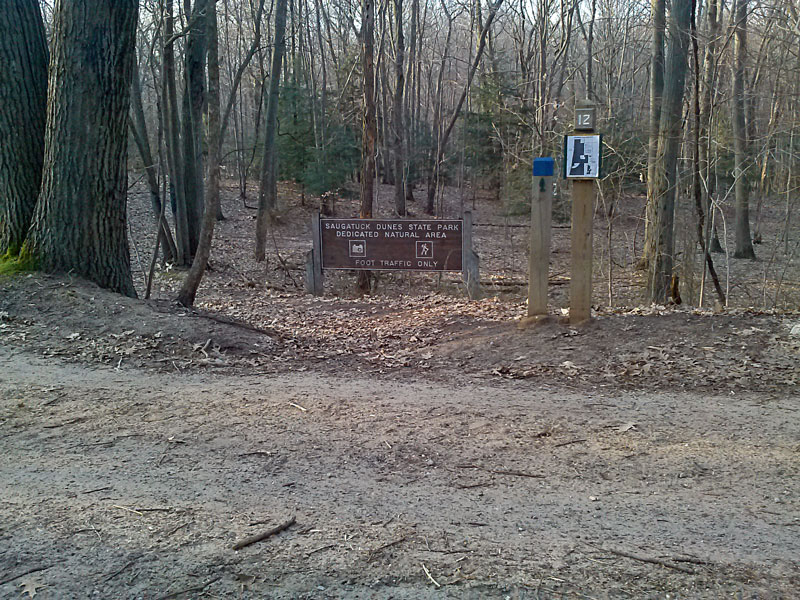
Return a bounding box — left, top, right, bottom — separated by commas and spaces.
0, 251, 37, 276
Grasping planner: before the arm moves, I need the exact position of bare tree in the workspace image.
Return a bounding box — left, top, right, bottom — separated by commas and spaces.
178, 0, 220, 307
732, 0, 756, 259
255, 0, 289, 261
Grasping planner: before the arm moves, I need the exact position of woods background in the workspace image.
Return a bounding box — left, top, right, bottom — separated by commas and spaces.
2, 0, 799, 309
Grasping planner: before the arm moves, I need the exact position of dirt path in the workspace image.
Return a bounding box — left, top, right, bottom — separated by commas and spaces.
1, 347, 797, 598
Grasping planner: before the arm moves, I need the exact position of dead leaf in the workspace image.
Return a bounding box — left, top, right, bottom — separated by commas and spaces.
19, 576, 45, 598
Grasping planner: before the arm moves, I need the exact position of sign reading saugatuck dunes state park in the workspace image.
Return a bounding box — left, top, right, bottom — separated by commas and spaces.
320, 218, 463, 272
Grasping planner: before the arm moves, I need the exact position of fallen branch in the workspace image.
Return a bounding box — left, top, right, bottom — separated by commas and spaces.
456, 481, 494, 489
81, 486, 112, 494
232, 516, 296, 550
490, 469, 544, 479
112, 505, 143, 516
368, 536, 407, 557
603, 546, 695, 574
421, 562, 441, 588
306, 543, 337, 557
0, 565, 55, 586
104, 555, 142, 582
554, 439, 588, 448
157, 576, 221, 600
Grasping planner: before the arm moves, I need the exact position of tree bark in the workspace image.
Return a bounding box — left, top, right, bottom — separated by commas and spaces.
0, 0, 48, 256
25, 0, 139, 297
732, 0, 756, 259
647, 0, 691, 303
178, 0, 220, 307
255, 0, 289, 262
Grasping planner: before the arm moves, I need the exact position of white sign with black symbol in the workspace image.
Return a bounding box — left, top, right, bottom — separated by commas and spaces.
349, 239, 367, 258
565, 135, 601, 179
416, 241, 433, 259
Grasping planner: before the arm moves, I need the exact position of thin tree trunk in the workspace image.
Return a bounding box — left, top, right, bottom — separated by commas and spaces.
424, 0, 504, 215
181, 0, 208, 259
178, 0, 220, 307
130, 61, 177, 263
0, 0, 48, 257
691, 0, 725, 305
392, 0, 406, 215
254, 0, 289, 261
25, 0, 139, 297
699, 0, 723, 253
640, 0, 666, 269
163, 0, 191, 265
358, 0, 377, 292
732, 0, 756, 259
647, 0, 691, 303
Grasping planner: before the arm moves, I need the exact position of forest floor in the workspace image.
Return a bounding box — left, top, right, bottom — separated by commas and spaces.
0, 180, 799, 598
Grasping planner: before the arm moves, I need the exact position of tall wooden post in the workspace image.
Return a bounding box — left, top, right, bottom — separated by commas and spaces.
528, 158, 554, 317
305, 211, 324, 296
462, 210, 481, 299
567, 100, 600, 324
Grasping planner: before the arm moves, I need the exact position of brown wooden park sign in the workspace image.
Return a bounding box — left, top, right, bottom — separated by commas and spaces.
306, 212, 480, 298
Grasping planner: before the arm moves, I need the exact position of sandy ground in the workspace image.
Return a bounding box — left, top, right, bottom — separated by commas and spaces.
1, 341, 798, 599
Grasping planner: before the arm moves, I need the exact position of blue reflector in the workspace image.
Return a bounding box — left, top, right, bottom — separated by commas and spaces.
533, 157, 555, 177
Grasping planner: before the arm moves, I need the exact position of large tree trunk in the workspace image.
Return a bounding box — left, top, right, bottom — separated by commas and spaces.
254, 0, 289, 262
732, 0, 756, 259
640, 0, 665, 269
25, 0, 138, 297
647, 0, 691, 303
0, 0, 48, 256
178, 0, 220, 307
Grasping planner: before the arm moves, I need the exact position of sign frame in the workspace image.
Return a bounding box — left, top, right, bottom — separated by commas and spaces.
563, 134, 603, 180
318, 217, 464, 272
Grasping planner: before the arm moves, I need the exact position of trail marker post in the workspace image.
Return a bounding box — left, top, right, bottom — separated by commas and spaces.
564, 100, 601, 324
527, 157, 554, 317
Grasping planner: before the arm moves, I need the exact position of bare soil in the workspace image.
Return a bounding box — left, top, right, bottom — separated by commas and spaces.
0, 181, 798, 598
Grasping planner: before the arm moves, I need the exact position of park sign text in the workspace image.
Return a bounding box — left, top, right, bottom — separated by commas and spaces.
320, 218, 463, 271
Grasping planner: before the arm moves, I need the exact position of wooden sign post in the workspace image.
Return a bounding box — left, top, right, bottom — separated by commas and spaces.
565, 100, 600, 324
527, 157, 554, 317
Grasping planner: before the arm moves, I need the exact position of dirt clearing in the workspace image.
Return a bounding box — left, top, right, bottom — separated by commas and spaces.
1, 341, 798, 598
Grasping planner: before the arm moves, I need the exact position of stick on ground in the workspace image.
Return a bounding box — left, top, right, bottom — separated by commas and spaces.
232, 516, 296, 550
603, 546, 695, 574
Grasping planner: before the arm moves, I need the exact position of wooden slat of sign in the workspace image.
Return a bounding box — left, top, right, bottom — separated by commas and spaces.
320, 218, 463, 271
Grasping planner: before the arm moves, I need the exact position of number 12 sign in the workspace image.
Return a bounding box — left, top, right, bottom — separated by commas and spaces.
563, 134, 602, 179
